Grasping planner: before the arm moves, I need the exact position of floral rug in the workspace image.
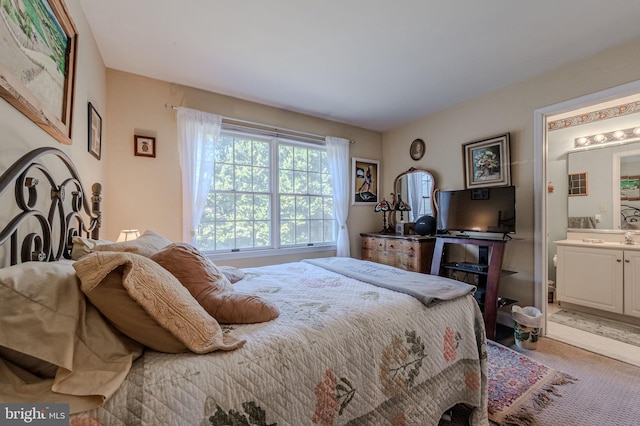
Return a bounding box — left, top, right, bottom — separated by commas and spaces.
549, 309, 640, 347
487, 341, 577, 425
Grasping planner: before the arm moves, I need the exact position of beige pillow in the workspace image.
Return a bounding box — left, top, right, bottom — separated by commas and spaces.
0, 261, 143, 413
74, 251, 246, 354
150, 243, 279, 324
93, 230, 171, 257
218, 265, 246, 283
71, 236, 112, 260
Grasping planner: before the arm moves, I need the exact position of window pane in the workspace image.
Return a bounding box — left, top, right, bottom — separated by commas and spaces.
293, 171, 308, 194
293, 147, 308, 171
309, 220, 324, 242
309, 196, 324, 219
253, 166, 270, 192
254, 195, 271, 220
280, 220, 294, 245
235, 221, 254, 248
295, 196, 309, 220
254, 141, 270, 167
279, 169, 293, 193
235, 165, 252, 192
235, 139, 252, 165
236, 194, 254, 220
295, 220, 309, 244
309, 172, 322, 194
309, 149, 322, 172
215, 221, 235, 250
254, 221, 271, 247
280, 195, 295, 220
279, 145, 293, 169
214, 163, 234, 191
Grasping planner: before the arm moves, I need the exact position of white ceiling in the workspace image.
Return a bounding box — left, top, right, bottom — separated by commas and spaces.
79, 0, 640, 132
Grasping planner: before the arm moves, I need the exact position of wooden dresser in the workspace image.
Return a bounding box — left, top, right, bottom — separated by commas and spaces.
360, 233, 435, 273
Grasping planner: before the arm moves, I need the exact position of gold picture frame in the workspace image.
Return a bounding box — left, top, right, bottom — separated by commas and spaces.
0, 0, 78, 145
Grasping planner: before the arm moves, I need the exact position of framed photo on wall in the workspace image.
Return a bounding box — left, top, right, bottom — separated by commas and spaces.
134, 135, 156, 158
463, 133, 511, 188
352, 157, 379, 205
0, 0, 78, 145
88, 103, 102, 160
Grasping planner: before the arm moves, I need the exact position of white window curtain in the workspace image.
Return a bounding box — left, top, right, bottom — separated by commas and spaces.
176, 107, 222, 245
325, 136, 350, 257
407, 172, 422, 221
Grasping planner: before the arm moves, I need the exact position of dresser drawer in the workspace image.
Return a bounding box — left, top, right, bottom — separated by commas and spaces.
360, 233, 435, 274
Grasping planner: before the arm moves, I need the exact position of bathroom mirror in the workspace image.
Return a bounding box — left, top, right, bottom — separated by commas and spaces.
393, 167, 436, 223
567, 141, 640, 230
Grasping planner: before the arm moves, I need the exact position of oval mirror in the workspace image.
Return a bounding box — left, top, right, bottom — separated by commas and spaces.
393, 167, 436, 222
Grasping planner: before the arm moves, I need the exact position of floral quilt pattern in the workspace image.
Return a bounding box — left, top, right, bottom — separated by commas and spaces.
73, 260, 488, 426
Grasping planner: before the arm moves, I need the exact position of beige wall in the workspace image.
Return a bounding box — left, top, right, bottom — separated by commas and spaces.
383, 37, 640, 307
0, 0, 107, 224
104, 70, 382, 265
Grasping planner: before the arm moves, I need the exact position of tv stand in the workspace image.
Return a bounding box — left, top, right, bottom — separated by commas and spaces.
430, 236, 514, 340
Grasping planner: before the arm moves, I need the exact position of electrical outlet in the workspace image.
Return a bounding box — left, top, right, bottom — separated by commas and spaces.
595, 214, 601, 223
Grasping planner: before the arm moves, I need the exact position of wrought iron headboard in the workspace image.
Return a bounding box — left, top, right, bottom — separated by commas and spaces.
0, 147, 102, 265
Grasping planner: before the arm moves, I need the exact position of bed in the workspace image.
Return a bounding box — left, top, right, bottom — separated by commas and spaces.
0, 148, 488, 425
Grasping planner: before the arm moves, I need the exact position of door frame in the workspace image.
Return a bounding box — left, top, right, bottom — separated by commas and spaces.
534, 79, 640, 334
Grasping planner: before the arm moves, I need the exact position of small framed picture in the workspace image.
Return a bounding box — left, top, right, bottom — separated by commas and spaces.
463, 133, 511, 188
352, 157, 380, 205
134, 135, 156, 158
410, 138, 425, 160
88, 102, 102, 160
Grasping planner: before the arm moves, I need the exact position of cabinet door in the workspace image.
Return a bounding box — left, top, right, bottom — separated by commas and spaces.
624, 250, 640, 318
557, 246, 623, 313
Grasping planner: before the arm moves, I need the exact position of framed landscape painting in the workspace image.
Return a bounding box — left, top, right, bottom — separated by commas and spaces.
0, 0, 78, 145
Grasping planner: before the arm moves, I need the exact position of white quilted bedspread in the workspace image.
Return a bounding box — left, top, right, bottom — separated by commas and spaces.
74, 260, 488, 426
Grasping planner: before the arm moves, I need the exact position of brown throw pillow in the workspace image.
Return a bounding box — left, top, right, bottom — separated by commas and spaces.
93, 230, 171, 257
74, 251, 246, 354
150, 243, 279, 324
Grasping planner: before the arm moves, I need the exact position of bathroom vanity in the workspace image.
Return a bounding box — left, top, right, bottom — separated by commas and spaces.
555, 235, 640, 318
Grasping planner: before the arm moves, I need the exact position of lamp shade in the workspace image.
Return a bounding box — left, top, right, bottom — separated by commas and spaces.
117, 229, 141, 242
374, 199, 391, 212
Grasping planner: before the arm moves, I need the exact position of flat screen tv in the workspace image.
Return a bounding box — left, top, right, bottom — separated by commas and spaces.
437, 186, 516, 235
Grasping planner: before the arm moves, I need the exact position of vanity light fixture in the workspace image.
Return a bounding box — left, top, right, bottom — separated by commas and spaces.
574, 126, 640, 149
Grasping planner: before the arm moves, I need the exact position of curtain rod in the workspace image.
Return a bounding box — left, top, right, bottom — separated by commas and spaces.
165, 103, 355, 144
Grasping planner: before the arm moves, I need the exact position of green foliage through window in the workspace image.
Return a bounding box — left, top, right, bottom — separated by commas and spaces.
196, 131, 336, 252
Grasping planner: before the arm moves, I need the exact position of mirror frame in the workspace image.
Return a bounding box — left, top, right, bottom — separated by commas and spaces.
392, 167, 436, 225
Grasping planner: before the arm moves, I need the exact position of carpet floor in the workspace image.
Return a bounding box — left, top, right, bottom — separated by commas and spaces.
549, 309, 640, 347
440, 337, 640, 425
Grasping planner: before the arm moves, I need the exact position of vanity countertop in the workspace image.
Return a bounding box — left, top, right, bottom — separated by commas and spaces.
555, 239, 640, 251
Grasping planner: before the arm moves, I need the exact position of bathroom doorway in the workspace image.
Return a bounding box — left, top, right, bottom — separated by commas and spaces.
535, 81, 640, 366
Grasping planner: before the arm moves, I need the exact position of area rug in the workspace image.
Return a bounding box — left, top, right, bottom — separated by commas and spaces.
549, 309, 640, 347
487, 341, 577, 425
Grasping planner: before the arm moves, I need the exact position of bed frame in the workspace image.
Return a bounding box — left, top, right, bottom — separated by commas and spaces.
0, 147, 102, 265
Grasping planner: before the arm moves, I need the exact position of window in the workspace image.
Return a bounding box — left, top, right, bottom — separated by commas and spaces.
196, 129, 336, 253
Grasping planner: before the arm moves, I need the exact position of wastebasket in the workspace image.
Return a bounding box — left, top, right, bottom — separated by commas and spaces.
511, 306, 542, 349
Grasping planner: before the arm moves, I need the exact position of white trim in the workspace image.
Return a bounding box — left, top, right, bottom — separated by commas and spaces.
204, 244, 337, 262
534, 79, 640, 336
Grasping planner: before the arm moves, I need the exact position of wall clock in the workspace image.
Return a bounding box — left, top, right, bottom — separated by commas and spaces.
410, 138, 425, 161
